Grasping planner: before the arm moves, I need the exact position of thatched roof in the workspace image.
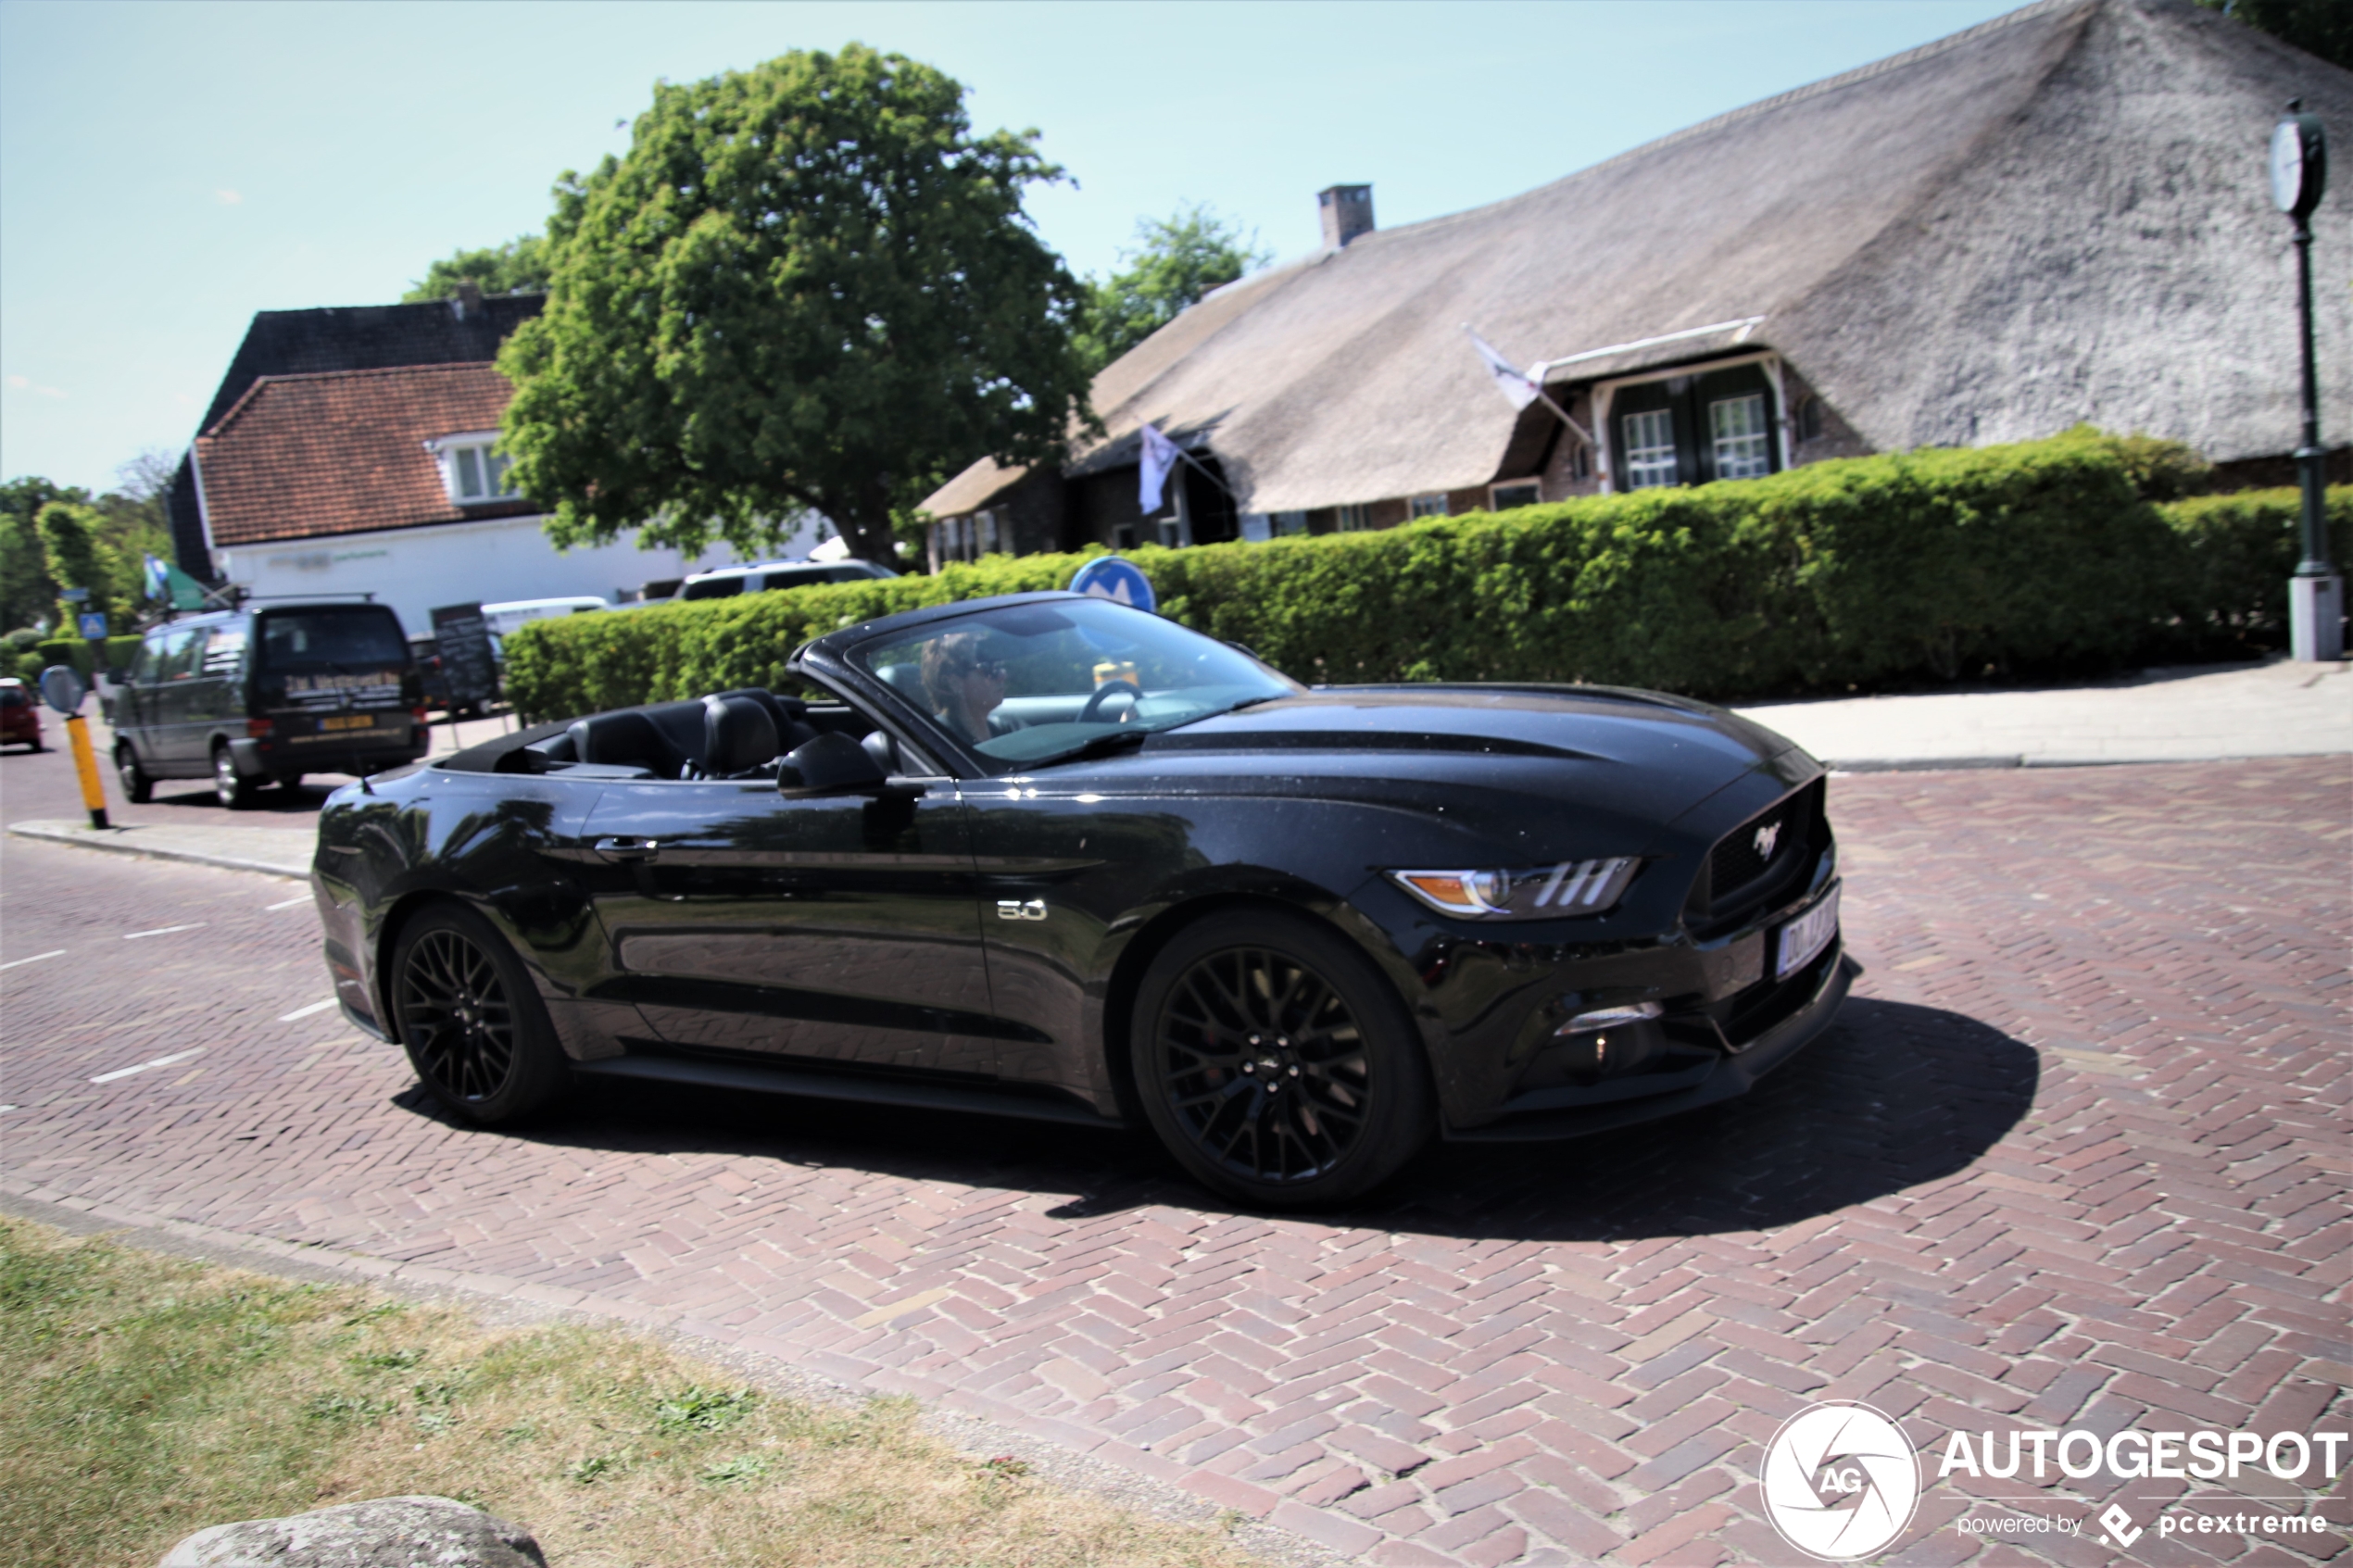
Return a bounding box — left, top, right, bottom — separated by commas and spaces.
926, 0, 2351, 518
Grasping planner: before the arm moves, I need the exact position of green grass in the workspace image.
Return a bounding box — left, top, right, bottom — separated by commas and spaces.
0, 1218, 1263, 1568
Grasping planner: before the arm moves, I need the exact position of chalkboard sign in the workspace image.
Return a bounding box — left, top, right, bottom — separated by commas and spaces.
431, 602, 498, 712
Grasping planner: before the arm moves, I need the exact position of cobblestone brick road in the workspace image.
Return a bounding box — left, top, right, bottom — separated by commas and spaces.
3, 757, 2347, 1566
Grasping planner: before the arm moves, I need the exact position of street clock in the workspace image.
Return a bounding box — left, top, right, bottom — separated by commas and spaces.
2271, 109, 2327, 220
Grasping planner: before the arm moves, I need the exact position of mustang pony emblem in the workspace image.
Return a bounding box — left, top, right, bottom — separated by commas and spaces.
1754, 822, 1781, 860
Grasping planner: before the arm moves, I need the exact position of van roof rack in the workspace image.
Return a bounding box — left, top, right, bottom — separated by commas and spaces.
244, 593, 376, 602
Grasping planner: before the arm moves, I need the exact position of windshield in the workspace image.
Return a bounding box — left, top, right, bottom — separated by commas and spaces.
849, 598, 1300, 768
255, 609, 408, 670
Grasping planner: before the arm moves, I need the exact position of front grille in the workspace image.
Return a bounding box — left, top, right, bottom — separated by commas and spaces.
1710, 798, 1797, 898
1687, 780, 1824, 933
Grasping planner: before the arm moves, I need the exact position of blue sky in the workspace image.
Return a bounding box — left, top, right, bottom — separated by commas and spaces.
0, 0, 2020, 494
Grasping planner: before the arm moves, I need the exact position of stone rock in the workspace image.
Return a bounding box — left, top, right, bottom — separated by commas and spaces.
157, 1495, 547, 1567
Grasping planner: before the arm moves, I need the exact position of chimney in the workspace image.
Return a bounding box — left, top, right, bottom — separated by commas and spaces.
1318, 185, 1375, 249
451, 280, 484, 321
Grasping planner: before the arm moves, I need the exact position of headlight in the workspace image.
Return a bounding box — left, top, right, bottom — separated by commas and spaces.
1388, 857, 1641, 920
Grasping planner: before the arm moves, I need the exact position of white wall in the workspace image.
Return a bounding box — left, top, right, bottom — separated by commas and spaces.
210, 510, 824, 636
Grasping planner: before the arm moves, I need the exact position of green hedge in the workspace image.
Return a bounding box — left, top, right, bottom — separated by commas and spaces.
503, 433, 2350, 721
32, 636, 143, 680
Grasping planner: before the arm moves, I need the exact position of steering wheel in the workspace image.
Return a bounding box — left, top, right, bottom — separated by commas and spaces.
1077, 679, 1144, 724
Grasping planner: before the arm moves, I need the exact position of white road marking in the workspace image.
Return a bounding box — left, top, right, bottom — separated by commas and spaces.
278, 998, 337, 1022
122, 923, 206, 940
0, 949, 66, 972
92, 1048, 205, 1084
265, 896, 311, 911
0, 1106, 16, 1113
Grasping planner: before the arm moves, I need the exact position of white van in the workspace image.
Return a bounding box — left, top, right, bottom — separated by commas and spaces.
480, 596, 610, 637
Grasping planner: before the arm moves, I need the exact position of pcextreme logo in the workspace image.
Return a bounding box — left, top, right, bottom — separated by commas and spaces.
1760, 1401, 1921, 1562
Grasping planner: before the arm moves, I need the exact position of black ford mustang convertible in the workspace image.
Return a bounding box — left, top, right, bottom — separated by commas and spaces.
315, 591, 1849, 1207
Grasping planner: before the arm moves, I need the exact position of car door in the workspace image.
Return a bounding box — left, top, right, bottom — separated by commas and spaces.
186, 621, 248, 762
577, 767, 1001, 1078
149, 625, 205, 772
114, 631, 170, 768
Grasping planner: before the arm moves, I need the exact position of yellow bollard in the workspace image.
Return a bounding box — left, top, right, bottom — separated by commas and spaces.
63, 713, 109, 829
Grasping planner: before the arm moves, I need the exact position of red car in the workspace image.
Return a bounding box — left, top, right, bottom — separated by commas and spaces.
0, 678, 42, 751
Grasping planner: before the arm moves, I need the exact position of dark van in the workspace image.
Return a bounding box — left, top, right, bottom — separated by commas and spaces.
112, 601, 428, 809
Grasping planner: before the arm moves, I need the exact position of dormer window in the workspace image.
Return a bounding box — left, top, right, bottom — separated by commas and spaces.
425, 432, 520, 504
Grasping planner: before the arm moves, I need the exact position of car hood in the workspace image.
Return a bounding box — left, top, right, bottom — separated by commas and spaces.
1112, 684, 1811, 825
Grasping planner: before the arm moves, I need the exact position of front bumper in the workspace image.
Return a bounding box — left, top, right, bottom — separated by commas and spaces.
1441, 946, 1854, 1142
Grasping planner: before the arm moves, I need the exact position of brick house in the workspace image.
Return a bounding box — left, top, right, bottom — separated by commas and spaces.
923, 0, 2352, 559
170, 287, 755, 634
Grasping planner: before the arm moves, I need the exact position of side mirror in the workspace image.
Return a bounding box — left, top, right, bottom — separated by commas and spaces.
778, 731, 887, 797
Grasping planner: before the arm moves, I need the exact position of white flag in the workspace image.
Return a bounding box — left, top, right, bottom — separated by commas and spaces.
1139, 423, 1183, 514
1465, 326, 1541, 410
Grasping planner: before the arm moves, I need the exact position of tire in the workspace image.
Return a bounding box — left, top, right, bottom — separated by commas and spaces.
1130, 909, 1433, 1208
388, 903, 569, 1123
211, 744, 258, 809
117, 744, 153, 803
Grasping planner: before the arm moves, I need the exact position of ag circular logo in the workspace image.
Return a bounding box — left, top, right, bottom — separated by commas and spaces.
1760, 1400, 1919, 1561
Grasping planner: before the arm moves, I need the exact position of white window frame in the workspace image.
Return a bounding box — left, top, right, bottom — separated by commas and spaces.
1709, 393, 1773, 480
422, 431, 521, 505
1489, 481, 1541, 511
1621, 409, 1680, 491
1587, 352, 1793, 495
1408, 494, 1448, 520
1336, 503, 1376, 533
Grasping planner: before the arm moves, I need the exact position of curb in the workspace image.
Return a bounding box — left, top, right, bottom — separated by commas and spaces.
6, 821, 309, 881
0, 1180, 1390, 1568
1818, 749, 2350, 773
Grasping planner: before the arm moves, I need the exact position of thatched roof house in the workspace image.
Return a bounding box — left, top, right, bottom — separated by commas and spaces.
923, 0, 2351, 561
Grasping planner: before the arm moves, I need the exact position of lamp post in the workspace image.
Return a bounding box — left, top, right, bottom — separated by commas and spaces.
2272, 102, 2341, 661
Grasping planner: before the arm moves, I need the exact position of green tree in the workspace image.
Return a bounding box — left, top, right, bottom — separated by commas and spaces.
2195, 0, 2353, 69
498, 44, 1095, 567
401, 235, 552, 303
35, 500, 123, 631
1, 478, 88, 633
1077, 205, 1271, 374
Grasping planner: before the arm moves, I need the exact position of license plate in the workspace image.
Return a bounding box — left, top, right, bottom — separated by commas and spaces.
321, 713, 378, 732
1775, 885, 1840, 979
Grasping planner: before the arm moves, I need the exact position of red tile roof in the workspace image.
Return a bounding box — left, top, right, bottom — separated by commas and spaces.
195, 362, 535, 547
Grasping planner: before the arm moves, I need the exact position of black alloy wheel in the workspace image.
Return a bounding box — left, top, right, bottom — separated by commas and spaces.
1132, 910, 1432, 1207
390, 904, 567, 1123
117, 745, 152, 803
211, 745, 258, 809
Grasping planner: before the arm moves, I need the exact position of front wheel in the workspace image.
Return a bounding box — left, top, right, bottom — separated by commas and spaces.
389, 903, 569, 1123
211, 745, 258, 809
117, 745, 152, 802
1130, 909, 1433, 1208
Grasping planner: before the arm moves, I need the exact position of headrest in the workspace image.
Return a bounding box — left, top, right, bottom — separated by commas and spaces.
567, 709, 673, 771
703, 693, 780, 775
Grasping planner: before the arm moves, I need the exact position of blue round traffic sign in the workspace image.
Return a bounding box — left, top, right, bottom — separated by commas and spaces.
1067, 555, 1156, 615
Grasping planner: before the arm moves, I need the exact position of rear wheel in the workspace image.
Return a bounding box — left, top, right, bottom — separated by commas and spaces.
116, 744, 152, 802
211, 745, 258, 809
1130, 909, 1433, 1208
389, 903, 568, 1123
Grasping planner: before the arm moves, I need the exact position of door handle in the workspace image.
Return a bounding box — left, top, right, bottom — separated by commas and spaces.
594, 836, 660, 862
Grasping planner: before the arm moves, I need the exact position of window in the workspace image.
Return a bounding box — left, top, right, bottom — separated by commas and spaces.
1710, 394, 1772, 480
200, 627, 246, 677
1623, 409, 1679, 489
1409, 494, 1448, 520
430, 433, 520, 504
1490, 482, 1541, 511
1336, 504, 1376, 533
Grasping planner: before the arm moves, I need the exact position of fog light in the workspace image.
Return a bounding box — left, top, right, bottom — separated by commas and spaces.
1557, 1000, 1662, 1036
